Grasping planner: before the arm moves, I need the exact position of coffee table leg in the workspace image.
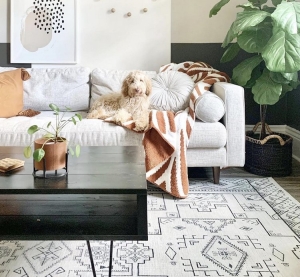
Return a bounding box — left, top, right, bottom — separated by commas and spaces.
137, 194, 148, 237
87, 240, 97, 277
109, 240, 113, 277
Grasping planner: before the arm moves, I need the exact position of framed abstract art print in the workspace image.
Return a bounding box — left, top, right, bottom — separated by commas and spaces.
10, 0, 77, 63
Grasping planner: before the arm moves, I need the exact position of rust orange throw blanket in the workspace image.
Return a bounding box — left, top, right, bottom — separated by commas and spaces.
107, 62, 230, 198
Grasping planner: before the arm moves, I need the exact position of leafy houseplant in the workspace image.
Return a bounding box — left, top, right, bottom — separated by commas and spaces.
209, 0, 300, 176
24, 103, 82, 164
210, 0, 300, 139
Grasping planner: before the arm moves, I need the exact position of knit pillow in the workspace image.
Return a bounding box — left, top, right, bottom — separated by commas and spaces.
150, 71, 194, 113
0, 68, 30, 118
194, 91, 225, 122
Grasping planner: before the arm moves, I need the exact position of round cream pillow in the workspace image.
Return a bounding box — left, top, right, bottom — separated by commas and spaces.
150, 71, 195, 113
195, 91, 225, 122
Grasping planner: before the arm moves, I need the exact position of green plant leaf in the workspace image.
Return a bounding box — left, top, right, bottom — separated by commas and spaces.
271, 0, 282, 7
281, 83, 295, 96
75, 145, 80, 157
33, 148, 45, 162
244, 65, 263, 88
27, 125, 39, 135
47, 121, 51, 128
252, 69, 282, 105
233, 11, 270, 34
281, 72, 298, 82
23, 146, 32, 158
249, 0, 268, 7
222, 22, 237, 47
75, 113, 82, 121
262, 27, 300, 72
237, 3, 257, 11
271, 2, 300, 34
270, 72, 292, 84
290, 79, 300, 90
69, 146, 74, 156
262, 6, 276, 13
237, 22, 272, 53
221, 43, 240, 63
209, 0, 230, 17
43, 133, 54, 138
232, 55, 263, 86
49, 103, 59, 112
72, 117, 76, 125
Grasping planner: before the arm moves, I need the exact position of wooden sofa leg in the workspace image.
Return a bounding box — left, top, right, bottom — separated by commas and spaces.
212, 167, 220, 184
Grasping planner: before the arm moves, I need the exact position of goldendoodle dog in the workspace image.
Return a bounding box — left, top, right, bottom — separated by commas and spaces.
87, 71, 152, 132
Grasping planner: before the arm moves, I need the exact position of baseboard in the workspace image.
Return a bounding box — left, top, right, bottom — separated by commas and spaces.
245, 124, 300, 162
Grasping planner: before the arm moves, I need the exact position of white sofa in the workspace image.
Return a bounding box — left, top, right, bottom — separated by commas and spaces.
0, 66, 245, 183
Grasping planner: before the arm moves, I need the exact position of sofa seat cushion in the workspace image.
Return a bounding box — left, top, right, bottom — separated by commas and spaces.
0, 111, 142, 147
188, 120, 226, 148
0, 112, 226, 149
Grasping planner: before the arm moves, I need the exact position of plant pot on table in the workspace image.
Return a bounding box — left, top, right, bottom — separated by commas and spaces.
33, 137, 68, 176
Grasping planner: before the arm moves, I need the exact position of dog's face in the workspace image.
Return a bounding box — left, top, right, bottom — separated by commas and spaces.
121, 71, 152, 98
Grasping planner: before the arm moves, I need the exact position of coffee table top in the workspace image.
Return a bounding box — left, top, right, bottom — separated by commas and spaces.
0, 146, 148, 240
0, 146, 146, 194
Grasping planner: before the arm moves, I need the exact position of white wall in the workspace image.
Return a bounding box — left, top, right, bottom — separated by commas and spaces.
0, 0, 241, 69
171, 0, 241, 43
77, 0, 170, 71
0, 0, 9, 43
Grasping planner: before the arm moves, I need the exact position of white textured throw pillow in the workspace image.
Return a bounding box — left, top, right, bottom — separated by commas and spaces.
150, 71, 194, 113
195, 91, 225, 122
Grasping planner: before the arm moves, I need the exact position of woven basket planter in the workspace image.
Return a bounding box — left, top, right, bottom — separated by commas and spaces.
245, 123, 293, 177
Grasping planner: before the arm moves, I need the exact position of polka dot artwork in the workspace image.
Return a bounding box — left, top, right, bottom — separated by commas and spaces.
32, 0, 65, 34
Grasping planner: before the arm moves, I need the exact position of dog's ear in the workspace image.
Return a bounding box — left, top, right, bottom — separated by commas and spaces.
145, 76, 152, 96
121, 76, 129, 97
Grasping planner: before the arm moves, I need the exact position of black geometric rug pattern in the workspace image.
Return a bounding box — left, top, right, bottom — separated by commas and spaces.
0, 177, 299, 276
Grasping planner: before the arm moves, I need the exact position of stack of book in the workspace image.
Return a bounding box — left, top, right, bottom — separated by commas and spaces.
0, 158, 24, 173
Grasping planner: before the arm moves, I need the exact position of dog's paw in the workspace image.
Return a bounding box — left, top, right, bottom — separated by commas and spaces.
115, 109, 132, 125
86, 110, 98, 119
134, 120, 149, 132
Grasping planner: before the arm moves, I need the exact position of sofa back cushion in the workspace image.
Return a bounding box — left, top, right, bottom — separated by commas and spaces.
90, 69, 157, 106
24, 67, 90, 111
0, 68, 30, 118
0, 67, 90, 111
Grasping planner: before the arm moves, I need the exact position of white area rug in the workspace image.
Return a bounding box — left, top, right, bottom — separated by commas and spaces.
0, 177, 300, 276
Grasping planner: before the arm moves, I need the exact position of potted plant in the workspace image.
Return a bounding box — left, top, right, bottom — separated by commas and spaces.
209, 0, 300, 176
24, 103, 82, 173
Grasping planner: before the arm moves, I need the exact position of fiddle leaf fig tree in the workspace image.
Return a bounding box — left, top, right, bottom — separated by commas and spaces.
210, 0, 300, 139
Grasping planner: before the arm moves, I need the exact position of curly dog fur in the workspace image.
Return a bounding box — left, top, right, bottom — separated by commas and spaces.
87, 71, 152, 131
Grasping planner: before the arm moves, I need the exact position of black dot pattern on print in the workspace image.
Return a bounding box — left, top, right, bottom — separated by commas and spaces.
33, 0, 65, 34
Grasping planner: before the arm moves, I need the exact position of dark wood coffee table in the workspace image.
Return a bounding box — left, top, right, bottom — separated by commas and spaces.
0, 146, 148, 276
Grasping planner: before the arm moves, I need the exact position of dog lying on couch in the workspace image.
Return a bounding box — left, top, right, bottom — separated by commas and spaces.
87, 71, 152, 132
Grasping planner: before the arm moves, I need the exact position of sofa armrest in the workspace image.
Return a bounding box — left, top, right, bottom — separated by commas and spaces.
211, 82, 245, 167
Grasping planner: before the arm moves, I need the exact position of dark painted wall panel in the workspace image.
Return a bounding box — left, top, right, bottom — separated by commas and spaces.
171, 43, 295, 129
0, 43, 31, 68
287, 90, 300, 130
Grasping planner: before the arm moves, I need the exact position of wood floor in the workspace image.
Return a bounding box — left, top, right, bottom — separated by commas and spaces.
188, 158, 300, 202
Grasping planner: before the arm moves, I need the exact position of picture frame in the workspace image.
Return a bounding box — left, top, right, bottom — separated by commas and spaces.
10, 0, 77, 64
